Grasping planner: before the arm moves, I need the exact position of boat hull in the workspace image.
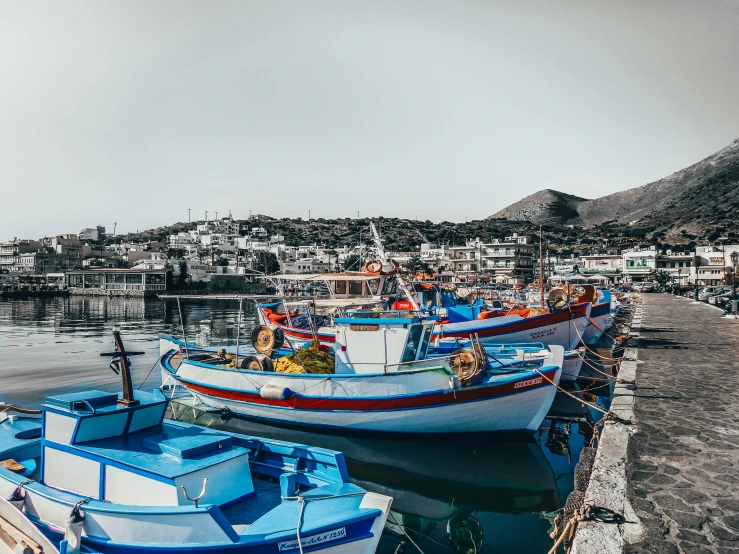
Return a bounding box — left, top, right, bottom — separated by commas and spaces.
160, 345, 564, 434
561, 348, 585, 382
581, 302, 612, 345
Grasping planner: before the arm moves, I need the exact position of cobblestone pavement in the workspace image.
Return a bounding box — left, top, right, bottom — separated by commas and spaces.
625, 295, 739, 554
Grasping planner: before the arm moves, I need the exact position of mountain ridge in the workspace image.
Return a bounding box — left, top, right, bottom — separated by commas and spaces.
490, 137, 739, 242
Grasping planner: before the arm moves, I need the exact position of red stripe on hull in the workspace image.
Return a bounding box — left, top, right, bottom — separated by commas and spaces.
177, 368, 559, 411
434, 303, 590, 339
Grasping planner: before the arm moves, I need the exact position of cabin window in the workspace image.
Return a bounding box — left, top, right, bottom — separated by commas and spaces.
382, 278, 398, 295
334, 280, 347, 295
401, 324, 424, 363
366, 279, 379, 296
418, 326, 432, 359
349, 280, 363, 296
84, 274, 101, 287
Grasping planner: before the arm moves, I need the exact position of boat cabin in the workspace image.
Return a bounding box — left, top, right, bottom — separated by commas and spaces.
333, 313, 436, 374
270, 273, 399, 300
40, 390, 254, 507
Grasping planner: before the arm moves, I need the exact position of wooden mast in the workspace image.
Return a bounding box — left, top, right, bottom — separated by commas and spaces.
539, 226, 545, 306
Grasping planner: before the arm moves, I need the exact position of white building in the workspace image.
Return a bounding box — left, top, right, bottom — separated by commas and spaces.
622, 246, 657, 283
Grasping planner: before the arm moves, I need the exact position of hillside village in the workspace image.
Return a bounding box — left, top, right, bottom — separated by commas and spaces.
2, 210, 738, 296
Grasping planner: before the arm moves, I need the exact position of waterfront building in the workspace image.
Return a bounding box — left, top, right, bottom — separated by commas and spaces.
622, 246, 657, 283
65, 268, 168, 296
655, 250, 694, 285
693, 245, 739, 286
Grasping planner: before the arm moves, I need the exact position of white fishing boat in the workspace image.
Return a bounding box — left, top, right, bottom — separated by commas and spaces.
159, 306, 564, 434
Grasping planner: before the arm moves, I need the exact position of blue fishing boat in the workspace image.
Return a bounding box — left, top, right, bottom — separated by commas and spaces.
0, 330, 392, 554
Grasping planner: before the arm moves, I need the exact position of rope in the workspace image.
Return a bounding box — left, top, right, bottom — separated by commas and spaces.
387, 511, 428, 554
548, 505, 626, 554
137, 360, 160, 390
585, 315, 624, 343
281, 491, 368, 554
532, 365, 630, 425
0, 404, 41, 415
570, 311, 620, 362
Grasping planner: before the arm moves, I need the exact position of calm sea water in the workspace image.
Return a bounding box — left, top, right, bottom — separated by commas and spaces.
0, 296, 607, 553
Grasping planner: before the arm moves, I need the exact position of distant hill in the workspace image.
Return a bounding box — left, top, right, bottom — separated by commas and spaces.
491, 137, 739, 242
490, 189, 589, 225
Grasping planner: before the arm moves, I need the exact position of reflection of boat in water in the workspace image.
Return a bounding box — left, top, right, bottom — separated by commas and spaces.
169, 406, 560, 514
169, 407, 561, 553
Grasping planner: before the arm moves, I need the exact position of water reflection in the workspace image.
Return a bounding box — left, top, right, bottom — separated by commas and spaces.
169, 407, 567, 554
0, 296, 258, 406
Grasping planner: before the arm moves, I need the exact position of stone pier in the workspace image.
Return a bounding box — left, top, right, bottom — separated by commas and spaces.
625, 295, 739, 554
575, 294, 739, 553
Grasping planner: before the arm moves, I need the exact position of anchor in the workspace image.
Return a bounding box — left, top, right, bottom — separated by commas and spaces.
100, 325, 145, 407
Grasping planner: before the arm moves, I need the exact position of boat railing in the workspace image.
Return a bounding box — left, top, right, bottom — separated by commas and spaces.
383, 356, 454, 374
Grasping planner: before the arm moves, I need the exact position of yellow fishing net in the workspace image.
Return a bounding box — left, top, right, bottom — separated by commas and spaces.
275, 346, 335, 374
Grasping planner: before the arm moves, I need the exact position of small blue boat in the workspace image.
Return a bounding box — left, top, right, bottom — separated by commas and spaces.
0, 330, 391, 554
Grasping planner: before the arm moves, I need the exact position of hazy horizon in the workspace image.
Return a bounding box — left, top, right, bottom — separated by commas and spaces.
2, 0, 739, 240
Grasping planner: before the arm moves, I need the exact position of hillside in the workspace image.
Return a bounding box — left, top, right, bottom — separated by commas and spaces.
492, 137, 739, 243
490, 189, 589, 225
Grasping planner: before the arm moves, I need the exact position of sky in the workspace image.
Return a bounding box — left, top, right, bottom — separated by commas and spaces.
1, 0, 739, 240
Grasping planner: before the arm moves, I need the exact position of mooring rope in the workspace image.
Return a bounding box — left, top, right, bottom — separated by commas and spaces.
532, 365, 631, 425
282, 492, 368, 554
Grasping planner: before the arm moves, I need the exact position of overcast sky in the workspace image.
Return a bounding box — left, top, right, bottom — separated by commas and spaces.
1, 0, 738, 240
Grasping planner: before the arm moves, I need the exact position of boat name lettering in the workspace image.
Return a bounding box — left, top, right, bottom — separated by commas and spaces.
514, 377, 543, 389
278, 527, 347, 551
350, 324, 379, 331
530, 327, 556, 339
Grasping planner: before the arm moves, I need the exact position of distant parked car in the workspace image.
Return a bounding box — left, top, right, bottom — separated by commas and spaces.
708, 287, 735, 305
641, 283, 655, 293
699, 286, 728, 302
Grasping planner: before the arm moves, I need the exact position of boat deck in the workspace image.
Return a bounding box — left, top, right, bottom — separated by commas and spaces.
221, 476, 283, 533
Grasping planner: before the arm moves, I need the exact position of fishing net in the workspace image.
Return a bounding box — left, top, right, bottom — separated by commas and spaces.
275, 346, 335, 374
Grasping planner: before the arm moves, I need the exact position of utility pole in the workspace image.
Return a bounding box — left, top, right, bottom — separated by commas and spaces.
205, 210, 208, 222
188, 209, 191, 222
113, 222, 117, 235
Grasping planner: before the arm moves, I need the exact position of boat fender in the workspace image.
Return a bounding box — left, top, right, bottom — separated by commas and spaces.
260, 384, 294, 401
449, 375, 461, 389
65, 499, 89, 554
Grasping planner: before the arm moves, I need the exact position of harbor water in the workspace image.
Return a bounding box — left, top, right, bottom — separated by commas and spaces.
0, 296, 610, 553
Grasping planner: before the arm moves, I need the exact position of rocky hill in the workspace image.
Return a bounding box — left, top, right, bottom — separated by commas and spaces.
491, 137, 739, 243
490, 189, 589, 225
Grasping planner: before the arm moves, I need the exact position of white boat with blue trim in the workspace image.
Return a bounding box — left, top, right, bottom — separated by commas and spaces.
0, 330, 392, 554
159, 307, 565, 434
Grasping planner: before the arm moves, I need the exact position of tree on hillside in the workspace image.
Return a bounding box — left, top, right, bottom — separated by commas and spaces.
343, 254, 361, 271
405, 255, 432, 275
254, 251, 280, 274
